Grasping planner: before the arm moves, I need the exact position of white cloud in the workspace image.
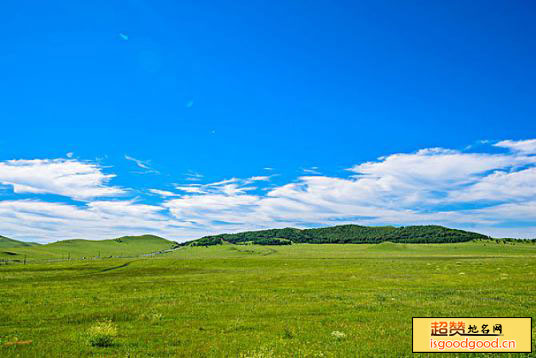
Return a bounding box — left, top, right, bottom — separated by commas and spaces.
0, 159, 125, 200
302, 167, 321, 174
247, 176, 270, 182
174, 177, 257, 196
494, 139, 536, 154
207, 178, 239, 186
3, 140, 536, 242
447, 167, 536, 203
342, 148, 535, 208
0, 199, 198, 243
163, 143, 536, 238
124, 155, 159, 174
164, 194, 260, 227
149, 189, 180, 197
88, 200, 164, 219
472, 201, 536, 223
185, 171, 203, 181
349, 148, 525, 184
175, 185, 206, 194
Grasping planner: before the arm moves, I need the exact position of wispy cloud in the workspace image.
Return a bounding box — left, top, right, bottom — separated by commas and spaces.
302, 166, 321, 174
2, 139, 536, 242
174, 185, 206, 194
184, 171, 203, 181
174, 177, 256, 196
124, 155, 159, 174
149, 189, 180, 197
164, 140, 536, 238
246, 176, 271, 182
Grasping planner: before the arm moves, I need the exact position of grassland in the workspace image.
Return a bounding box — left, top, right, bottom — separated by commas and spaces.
0, 235, 175, 262
0, 236, 40, 249
1, 241, 535, 357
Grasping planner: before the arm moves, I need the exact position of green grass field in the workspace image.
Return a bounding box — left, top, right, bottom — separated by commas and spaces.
0, 236, 40, 249
1, 241, 535, 357
0, 235, 175, 262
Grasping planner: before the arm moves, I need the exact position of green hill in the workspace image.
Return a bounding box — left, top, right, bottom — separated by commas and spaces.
187, 225, 490, 246
0, 235, 41, 248
0, 234, 175, 261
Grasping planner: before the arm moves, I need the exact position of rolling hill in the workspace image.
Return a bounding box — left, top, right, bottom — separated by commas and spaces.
0, 235, 41, 248
0, 234, 176, 261
187, 224, 491, 246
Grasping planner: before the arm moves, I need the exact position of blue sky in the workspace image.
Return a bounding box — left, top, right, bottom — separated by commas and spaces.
1, 1, 536, 242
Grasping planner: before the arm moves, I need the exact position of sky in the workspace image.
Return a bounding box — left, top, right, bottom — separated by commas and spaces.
1, 1, 536, 243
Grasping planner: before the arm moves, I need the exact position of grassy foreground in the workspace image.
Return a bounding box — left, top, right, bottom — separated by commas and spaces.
1, 242, 535, 357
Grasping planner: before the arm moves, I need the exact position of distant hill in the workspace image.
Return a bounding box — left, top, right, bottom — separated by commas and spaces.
0, 234, 175, 261
187, 225, 490, 246
0, 235, 41, 248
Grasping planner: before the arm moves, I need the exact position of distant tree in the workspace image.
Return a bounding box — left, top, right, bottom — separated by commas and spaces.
186, 225, 491, 246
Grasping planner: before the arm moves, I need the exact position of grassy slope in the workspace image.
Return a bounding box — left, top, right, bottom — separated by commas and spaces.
0, 236, 40, 249
1, 241, 535, 357
0, 235, 174, 261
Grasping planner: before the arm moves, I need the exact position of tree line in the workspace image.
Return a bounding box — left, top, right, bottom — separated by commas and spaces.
185, 224, 493, 246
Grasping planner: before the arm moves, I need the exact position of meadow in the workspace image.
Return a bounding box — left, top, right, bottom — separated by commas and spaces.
1, 241, 535, 357
0, 235, 174, 262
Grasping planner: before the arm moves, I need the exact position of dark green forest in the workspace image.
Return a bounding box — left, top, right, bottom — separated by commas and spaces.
186, 225, 492, 246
